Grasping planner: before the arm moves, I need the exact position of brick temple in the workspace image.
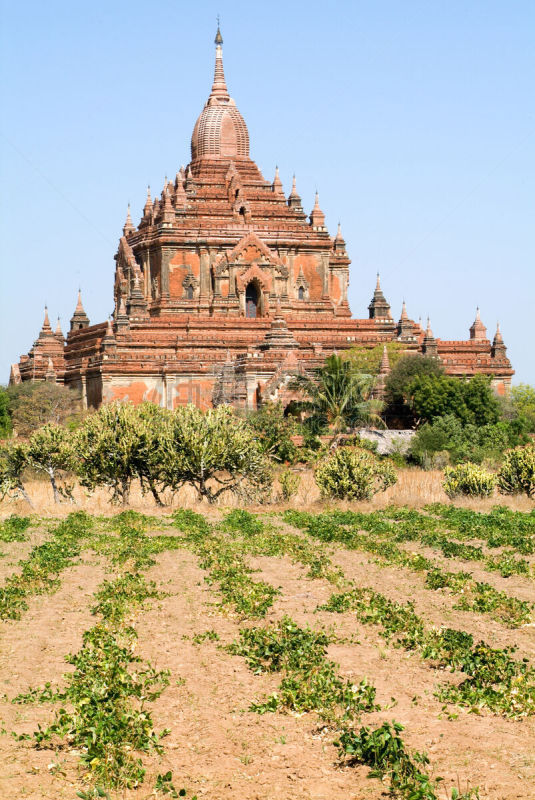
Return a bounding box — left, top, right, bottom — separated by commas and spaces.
10, 28, 513, 408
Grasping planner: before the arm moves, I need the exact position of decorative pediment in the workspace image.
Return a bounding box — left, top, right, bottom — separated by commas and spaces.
235, 262, 272, 293
182, 267, 199, 290
218, 231, 285, 270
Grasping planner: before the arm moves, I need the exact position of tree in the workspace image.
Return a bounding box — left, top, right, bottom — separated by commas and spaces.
26, 424, 75, 503
290, 354, 383, 435
246, 402, 297, 463
511, 384, 535, 432
159, 404, 272, 503
6, 382, 83, 437
0, 387, 12, 439
383, 355, 444, 427
409, 374, 500, 426
74, 402, 147, 505
0, 441, 31, 506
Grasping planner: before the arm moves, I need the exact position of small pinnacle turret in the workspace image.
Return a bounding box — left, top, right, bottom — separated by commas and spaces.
368, 274, 392, 320
288, 175, 303, 212
272, 166, 284, 198
70, 290, 90, 332
309, 191, 326, 231
422, 317, 438, 357
123, 204, 135, 236
469, 307, 487, 341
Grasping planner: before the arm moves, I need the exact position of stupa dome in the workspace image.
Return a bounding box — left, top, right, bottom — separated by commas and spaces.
191, 28, 250, 161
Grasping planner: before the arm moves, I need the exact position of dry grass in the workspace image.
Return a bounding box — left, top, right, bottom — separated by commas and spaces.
1, 467, 532, 518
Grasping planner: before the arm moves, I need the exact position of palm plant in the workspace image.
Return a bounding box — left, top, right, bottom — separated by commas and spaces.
290, 354, 384, 435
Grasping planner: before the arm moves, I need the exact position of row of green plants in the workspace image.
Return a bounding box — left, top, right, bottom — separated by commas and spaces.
12, 512, 193, 797
442, 447, 535, 499
0, 511, 94, 619
282, 510, 533, 627
318, 586, 535, 718
323, 505, 533, 577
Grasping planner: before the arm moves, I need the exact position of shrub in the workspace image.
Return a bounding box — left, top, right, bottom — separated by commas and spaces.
443, 463, 496, 499
498, 444, 535, 498
278, 468, 300, 501
315, 447, 397, 501
247, 402, 297, 463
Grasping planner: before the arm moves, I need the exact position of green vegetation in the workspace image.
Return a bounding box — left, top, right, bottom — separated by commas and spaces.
383, 354, 444, 428
4, 382, 83, 437
228, 616, 379, 719
290, 353, 383, 434
443, 462, 496, 498
497, 443, 535, 498
336, 722, 478, 800
319, 586, 535, 718
315, 447, 397, 500
0, 513, 31, 542
0, 512, 93, 619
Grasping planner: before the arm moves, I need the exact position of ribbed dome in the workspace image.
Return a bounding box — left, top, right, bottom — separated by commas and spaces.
191, 29, 250, 161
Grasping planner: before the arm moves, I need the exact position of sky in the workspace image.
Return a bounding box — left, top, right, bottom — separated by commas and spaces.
1, 0, 533, 384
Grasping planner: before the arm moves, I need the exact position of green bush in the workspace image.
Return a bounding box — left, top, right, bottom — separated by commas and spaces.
315, 447, 397, 501
498, 444, 535, 498
410, 414, 528, 467
443, 463, 496, 499
278, 468, 300, 501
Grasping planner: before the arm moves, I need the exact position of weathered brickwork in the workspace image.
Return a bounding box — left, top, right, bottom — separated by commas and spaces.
11, 28, 513, 407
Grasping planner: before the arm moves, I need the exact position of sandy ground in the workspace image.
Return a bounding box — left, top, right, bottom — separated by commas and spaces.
0, 479, 533, 799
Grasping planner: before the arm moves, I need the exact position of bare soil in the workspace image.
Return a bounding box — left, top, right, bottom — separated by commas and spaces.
0, 479, 533, 799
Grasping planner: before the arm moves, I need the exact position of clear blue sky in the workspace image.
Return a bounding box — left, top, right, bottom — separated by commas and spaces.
1, 0, 533, 383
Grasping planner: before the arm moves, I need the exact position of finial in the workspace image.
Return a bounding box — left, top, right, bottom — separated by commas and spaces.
55, 316, 62, 335
42, 305, 51, 331
376, 272, 381, 291
215, 16, 223, 45
75, 289, 84, 312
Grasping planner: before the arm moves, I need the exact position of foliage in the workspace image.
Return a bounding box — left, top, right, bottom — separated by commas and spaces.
409, 414, 528, 467
443, 463, 496, 498
6, 382, 83, 437
497, 444, 535, 498
320, 586, 535, 717
408, 374, 500, 426
335, 722, 479, 800
510, 384, 535, 432
290, 353, 383, 434
0, 514, 31, 542
228, 616, 378, 719
0, 512, 93, 619
278, 468, 301, 500
159, 404, 272, 503
315, 447, 397, 500
0, 387, 11, 438
383, 355, 444, 427
348, 342, 405, 376
0, 440, 31, 504
26, 423, 75, 502
75, 402, 154, 505
246, 401, 297, 463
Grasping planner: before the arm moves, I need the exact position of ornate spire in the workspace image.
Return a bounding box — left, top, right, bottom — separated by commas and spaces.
309, 190, 326, 230
469, 306, 487, 341
210, 23, 230, 102
288, 174, 303, 211
123, 203, 135, 236
397, 301, 414, 341
41, 305, 52, 334
55, 316, 64, 343
422, 317, 438, 357
491, 322, 507, 361
272, 166, 284, 197
368, 274, 392, 320
143, 186, 153, 218
70, 290, 90, 332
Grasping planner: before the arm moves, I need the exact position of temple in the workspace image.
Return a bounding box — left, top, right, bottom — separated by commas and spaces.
10, 28, 513, 408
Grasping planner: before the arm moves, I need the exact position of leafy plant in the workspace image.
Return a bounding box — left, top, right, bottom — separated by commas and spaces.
443, 463, 496, 498
498, 443, 535, 498
315, 447, 397, 500
278, 468, 301, 501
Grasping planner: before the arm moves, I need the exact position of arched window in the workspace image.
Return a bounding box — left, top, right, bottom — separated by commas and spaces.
245, 282, 259, 318
186, 285, 193, 300
298, 286, 305, 301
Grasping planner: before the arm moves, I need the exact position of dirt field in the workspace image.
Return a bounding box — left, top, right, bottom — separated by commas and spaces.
0, 473, 533, 799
